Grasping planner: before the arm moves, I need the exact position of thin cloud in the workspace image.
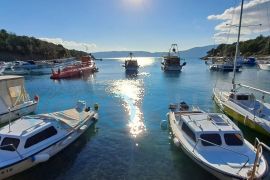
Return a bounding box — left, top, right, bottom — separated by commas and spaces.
39, 37, 97, 53
208, 0, 270, 43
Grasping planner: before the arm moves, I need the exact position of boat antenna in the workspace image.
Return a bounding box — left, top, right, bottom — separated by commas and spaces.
232, 0, 244, 92
8, 107, 11, 132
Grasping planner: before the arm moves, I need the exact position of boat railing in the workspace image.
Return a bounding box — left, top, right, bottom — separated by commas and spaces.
193, 138, 250, 173
249, 138, 270, 179
0, 144, 23, 159
21, 119, 46, 135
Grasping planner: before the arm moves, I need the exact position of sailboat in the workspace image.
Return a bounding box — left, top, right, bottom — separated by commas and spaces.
213, 0, 270, 137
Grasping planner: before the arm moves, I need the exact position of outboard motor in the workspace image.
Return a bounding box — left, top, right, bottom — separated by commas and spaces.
169, 103, 177, 112
179, 101, 189, 111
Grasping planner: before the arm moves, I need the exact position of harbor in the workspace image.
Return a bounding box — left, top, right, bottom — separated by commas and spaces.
0, 57, 269, 180
1, 0, 270, 179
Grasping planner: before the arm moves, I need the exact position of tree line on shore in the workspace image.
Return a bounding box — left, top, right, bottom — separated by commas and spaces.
0, 29, 87, 61
206, 35, 270, 58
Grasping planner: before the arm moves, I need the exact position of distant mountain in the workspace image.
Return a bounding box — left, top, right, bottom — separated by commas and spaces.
92, 45, 216, 59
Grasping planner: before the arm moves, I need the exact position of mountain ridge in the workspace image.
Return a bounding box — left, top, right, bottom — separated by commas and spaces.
92, 45, 216, 59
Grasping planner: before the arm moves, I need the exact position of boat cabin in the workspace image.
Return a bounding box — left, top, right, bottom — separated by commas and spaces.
0, 76, 30, 114
163, 56, 180, 66
177, 112, 244, 148
0, 116, 64, 167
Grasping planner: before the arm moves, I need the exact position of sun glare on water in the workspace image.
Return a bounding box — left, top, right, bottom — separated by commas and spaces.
108, 79, 146, 138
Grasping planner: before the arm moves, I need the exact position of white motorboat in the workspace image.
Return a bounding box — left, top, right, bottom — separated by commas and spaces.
0, 100, 98, 179
213, 0, 270, 137
0, 75, 39, 124
161, 44, 186, 71
123, 53, 139, 72
168, 102, 269, 180
258, 61, 270, 71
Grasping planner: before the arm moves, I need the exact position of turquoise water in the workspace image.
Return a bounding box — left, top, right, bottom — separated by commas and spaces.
11, 58, 270, 180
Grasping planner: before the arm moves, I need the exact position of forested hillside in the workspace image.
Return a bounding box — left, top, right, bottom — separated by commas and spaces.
0, 29, 87, 61
206, 35, 270, 57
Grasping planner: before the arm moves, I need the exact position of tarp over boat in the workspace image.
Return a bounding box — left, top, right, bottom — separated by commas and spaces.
0, 75, 28, 113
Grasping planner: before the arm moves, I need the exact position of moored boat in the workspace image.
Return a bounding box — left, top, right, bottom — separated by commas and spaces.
50, 56, 98, 79
213, 0, 270, 137
0, 100, 98, 179
0, 75, 39, 124
168, 102, 269, 180
161, 44, 186, 71
123, 52, 139, 72
258, 61, 270, 71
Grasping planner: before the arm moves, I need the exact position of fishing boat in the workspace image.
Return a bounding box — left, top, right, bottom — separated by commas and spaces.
168, 102, 269, 180
258, 61, 270, 71
0, 100, 98, 179
50, 56, 98, 79
161, 44, 186, 71
213, 0, 270, 137
0, 75, 39, 124
122, 52, 139, 72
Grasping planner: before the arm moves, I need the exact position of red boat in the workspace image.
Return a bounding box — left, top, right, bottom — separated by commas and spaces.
50, 56, 98, 79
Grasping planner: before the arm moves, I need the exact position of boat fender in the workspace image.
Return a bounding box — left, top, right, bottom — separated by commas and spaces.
173, 137, 180, 147
94, 103, 99, 111
34, 95, 39, 102
79, 125, 88, 132
182, 62, 187, 66
31, 154, 50, 163
61, 136, 73, 146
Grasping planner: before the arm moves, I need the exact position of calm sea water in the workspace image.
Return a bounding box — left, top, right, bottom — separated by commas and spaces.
11, 58, 270, 180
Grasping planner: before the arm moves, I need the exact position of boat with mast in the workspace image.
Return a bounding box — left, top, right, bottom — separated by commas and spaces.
122, 52, 139, 72
213, 0, 270, 137
161, 44, 186, 71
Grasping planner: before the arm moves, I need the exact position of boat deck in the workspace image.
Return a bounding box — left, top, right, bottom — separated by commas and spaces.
48, 109, 93, 128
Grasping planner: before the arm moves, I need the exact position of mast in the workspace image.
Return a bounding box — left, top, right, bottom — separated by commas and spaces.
232, 0, 244, 91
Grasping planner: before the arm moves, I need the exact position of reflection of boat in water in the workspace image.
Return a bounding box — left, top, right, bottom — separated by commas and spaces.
0, 100, 98, 179
0, 75, 39, 124
168, 102, 268, 180
123, 53, 139, 72
213, 0, 270, 137
161, 44, 186, 71
50, 56, 98, 79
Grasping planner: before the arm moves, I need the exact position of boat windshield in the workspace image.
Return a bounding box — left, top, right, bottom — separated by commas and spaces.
166, 58, 180, 65
224, 133, 243, 146
200, 133, 222, 146
0, 137, 20, 151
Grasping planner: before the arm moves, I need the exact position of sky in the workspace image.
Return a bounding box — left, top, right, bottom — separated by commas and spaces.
0, 0, 270, 52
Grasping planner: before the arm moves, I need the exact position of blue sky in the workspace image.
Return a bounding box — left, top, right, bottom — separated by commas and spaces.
0, 0, 269, 52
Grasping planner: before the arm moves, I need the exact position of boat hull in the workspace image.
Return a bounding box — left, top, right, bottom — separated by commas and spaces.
0, 116, 97, 179
0, 101, 38, 124
161, 65, 182, 71
168, 112, 267, 180
213, 91, 270, 137
258, 64, 270, 71
50, 66, 97, 79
